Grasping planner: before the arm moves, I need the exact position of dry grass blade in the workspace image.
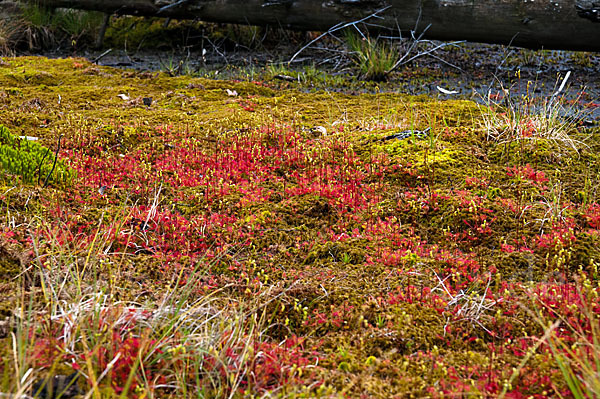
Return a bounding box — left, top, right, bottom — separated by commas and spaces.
0, 19, 22, 56
433, 272, 500, 336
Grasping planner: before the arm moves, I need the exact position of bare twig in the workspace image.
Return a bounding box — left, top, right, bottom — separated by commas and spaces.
288, 6, 391, 64
36, 147, 50, 186
42, 133, 63, 188
92, 48, 112, 64
157, 0, 190, 13
386, 28, 465, 74
433, 271, 500, 336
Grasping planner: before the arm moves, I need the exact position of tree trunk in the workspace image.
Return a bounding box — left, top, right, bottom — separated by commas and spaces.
30, 0, 600, 51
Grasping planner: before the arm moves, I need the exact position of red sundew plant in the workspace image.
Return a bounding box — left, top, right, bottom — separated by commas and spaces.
448, 212, 496, 243
397, 188, 446, 216
224, 335, 319, 393
58, 123, 388, 260
534, 223, 576, 251
238, 100, 257, 112
433, 363, 561, 398
386, 285, 447, 312
464, 175, 489, 189
116, 206, 238, 260
583, 204, 600, 230
30, 337, 66, 369
533, 283, 600, 327
28, 283, 321, 397
73, 330, 162, 396
526, 283, 600, 397
306, 303, 355, 331
6, 58, 600, 398
5, 108, 600, 398
506, 164, 549, 188
500, 243, 534, 254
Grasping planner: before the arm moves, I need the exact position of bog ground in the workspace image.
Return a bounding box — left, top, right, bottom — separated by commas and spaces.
0, 56, 599, 398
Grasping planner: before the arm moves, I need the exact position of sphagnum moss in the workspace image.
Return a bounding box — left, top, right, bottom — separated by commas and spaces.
0, 125, 74, 186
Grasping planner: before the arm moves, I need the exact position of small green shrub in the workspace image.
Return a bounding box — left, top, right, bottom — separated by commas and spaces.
105, 17, 203, 50
0, 125, 74, 186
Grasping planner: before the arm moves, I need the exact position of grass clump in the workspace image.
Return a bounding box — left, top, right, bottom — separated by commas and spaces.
1, 209, 315, 398
480, 72, 586, 153
16, 4, 104, 51
0, 125, 74, 186
345, 31, 398, 81
0, 18, 21, 55
545, 286, 600, 398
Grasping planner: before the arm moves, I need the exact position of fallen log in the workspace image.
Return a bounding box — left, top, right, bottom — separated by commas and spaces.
28, 0, 600, 51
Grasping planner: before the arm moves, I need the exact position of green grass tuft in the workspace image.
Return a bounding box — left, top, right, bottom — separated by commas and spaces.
345, 31, 398, 81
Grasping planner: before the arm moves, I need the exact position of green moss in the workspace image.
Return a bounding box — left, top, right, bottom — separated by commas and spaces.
4, 88, 23, 96
569, 232, 600, 272
0, 258, 19, 278
0, 125, 74, 186
7, 70, 57, 86
304, 240, 367, 266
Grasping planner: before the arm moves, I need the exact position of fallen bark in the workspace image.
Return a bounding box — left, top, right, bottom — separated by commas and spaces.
28, 0, 600, 51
